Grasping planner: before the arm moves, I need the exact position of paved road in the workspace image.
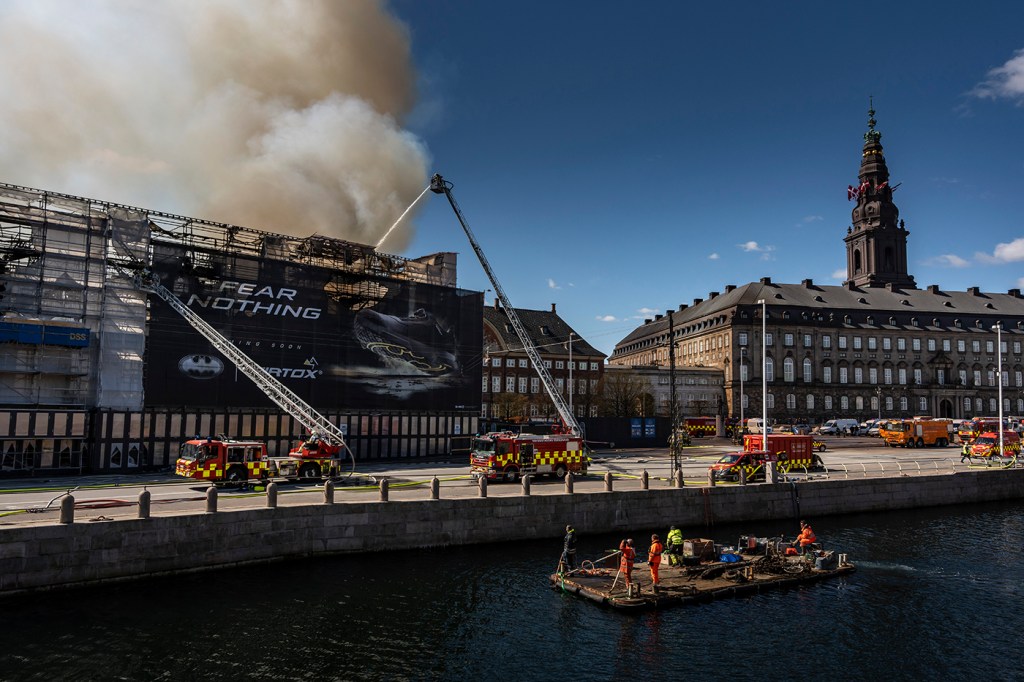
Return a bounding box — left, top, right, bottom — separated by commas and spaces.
0, 436, 993, 527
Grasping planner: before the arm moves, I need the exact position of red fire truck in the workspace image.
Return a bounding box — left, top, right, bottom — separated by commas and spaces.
470, 431, 588, 482
682, 416, 718, 438
709, 434, 823, 482
175, 435, 345, 484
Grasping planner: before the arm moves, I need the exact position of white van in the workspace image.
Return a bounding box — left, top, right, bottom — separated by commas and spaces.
746, 418, 772, 434
819, 418, 859, 435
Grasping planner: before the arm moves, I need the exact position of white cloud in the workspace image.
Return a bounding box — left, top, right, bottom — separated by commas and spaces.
708, 252, 720, 260
972, 48, 1024, 102
927, 254, 971, 268
800, 215, 823, 224
596, 315, 617, 322
636, 307, 659, 316
992, 237, 1024, 262
547, 278, 561, 290
738, 241, 776, 260
830, 269, 846, 280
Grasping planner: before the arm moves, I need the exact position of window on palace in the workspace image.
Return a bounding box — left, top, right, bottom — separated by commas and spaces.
519, 359, 528, 368
854, 367, 863, 384
822, 336, 832, 349
897, 338, 907, 352
518, 377, 527, 393
507, 358, 516, 367
927, 339, 936, 352
784, 357, 795, 382
957, 340, 966, 353
912, 338, 921, 352
884, 367, 893, 384
987, 369, 995, 386
786, 394, 796, 409
975, 397, 983, 413
823, 366, 832, 383
766, 332, 774, 346
738, 332, 748, 346
806, 394, 814, 410
803, 358, 812, 382
766, 357, 775, 382
825, 396, 833, 410
741, 363, 749, 382
919, 397, 928, 412
959, 369, 967, 386
990, 398, 997, 412
839, 367, 848, 384
871, 396, 878, 411
841, 396, 849, 410
483, 375, 489, 392
855, 396, 864, 411
531, 377, 539, 393
900, 396, 908, 412
1014, 341, 1022, 354
784, 333, 794, 347
838, 336, 848, 350
506, 377, 515, 392
913, 368, 922, 384
973, 370, 982, 386
937, 369, 945, 385
883, 337, 892, 351
886, 397, 894, 411
868, 337, 877, 351
986, 340, 994, 353
972, 340, 981, 353
1016, 370, 1023, 387
869, 367, 878, 384
942, 339, 951, 352
803, 334, 812, 347
492, 376, 501, 393
853, 337, 863, 351
767, 393, 775, 409
898, 368, 907, 385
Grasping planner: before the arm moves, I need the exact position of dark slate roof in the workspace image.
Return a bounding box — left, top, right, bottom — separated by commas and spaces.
483, 304, 605, 358
614, 279, 1024, 351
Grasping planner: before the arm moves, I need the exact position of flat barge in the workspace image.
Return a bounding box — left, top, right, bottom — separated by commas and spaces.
551, 541, 854, 611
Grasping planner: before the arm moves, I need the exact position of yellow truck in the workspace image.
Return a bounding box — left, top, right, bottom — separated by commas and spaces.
880, 418, 953, 448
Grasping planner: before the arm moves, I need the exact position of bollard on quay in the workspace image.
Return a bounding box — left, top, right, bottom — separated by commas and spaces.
478, 475, 488, 498
564, 472, 574, 494
430, 476, 440, 500
323, 480, 335, 504
521, 474, 531, 496
739, 467, 747, 486
379, 478, 389, 502
266, 481, 278, 508
708, 470, 716, 487
59, 494, 75, 524
641, 470, 649, 490
138, 489, 151, 519
206, 486, 218, 513
604, 471, 613, 492
674, 469, 684, 488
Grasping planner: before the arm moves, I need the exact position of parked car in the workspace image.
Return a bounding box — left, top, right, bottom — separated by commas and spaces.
775, 424, 795, 434
793, 423, 812, 435
867, 421, 884, 437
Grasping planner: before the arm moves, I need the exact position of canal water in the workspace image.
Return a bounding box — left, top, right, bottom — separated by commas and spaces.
2, 500, 1023, 681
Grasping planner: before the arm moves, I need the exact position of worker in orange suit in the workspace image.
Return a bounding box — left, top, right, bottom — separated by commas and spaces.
794, 520, 817, 556
648, 534, 664, 592
619, 538, 636, 591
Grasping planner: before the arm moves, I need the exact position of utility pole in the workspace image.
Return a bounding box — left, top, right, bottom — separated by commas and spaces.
668, 310, 679, 475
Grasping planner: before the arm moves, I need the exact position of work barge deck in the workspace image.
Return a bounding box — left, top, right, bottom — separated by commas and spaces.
551, 543, 855, 611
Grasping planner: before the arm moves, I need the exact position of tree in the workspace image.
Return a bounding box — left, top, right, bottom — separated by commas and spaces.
600, 371, 648, 417
492, 392, 528, 421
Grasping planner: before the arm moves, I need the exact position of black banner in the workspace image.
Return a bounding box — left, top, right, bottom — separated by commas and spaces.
144, 244, 482, 411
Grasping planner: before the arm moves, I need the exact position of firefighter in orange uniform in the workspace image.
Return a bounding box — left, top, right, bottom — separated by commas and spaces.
619, 538, 636, 590
794, 520, 817, 555
648, 534, 664, 592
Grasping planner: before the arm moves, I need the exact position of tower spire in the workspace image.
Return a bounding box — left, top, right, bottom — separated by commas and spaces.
844, 102, 916, 289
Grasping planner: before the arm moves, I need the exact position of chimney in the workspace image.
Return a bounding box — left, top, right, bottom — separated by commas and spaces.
967, 286, 981, 296
724, 284, 736, 293
759, 277, 772, 285
1009, 288, 1022, 298
801, 278, 814, 288
655, 314, 663, 321
708, 291, 719, 299
644, 318, 653, 325
692, 298, 703, 306
551, 303, 557, 313
927, 284, 941, 294
677, 303, 688, 311
493, 298, 500, 309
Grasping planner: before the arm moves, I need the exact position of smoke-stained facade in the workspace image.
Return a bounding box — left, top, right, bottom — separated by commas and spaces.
146, 243, 482, 412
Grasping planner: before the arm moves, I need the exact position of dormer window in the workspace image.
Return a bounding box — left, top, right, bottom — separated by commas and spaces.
540, 325, 551, 335
911, 317, 919, 327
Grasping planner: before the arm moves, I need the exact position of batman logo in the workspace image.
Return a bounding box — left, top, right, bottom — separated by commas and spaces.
178, 354, 224, 379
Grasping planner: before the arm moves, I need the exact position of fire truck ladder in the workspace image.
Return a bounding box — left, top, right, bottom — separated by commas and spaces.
429, 174, 584, 439
133, 269, 356, 475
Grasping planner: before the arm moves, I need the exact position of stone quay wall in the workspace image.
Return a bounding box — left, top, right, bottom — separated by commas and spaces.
2, 469, 1022, 596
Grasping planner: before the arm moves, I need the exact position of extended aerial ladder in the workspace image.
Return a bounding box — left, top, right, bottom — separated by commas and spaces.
132, 268, 355, 477
429, 174, 585, 439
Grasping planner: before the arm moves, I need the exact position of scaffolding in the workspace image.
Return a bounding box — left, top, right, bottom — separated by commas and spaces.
0, 180, 458, 411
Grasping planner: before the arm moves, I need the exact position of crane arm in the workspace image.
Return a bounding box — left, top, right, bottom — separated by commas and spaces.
134, 270, 352, 454
429, 174, 584, 438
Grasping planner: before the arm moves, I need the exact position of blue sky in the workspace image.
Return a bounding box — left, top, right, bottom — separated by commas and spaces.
389, 1, 1024, 357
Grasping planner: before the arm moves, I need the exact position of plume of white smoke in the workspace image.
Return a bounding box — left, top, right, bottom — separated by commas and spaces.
0, 0, 429, 249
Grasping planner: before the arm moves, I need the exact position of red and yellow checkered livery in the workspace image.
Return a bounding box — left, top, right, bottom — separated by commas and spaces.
683, 416, 717, 438
470, 431, 588, 482
175, 439, 269, 484
742, 434, 815, 472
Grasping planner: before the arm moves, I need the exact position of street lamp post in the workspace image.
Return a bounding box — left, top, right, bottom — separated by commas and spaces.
756, 298, 775, 482
994, 323, 1004, 459
568, 332, 574, 419
739, 347, 746, 441
875, 386, 882, 422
